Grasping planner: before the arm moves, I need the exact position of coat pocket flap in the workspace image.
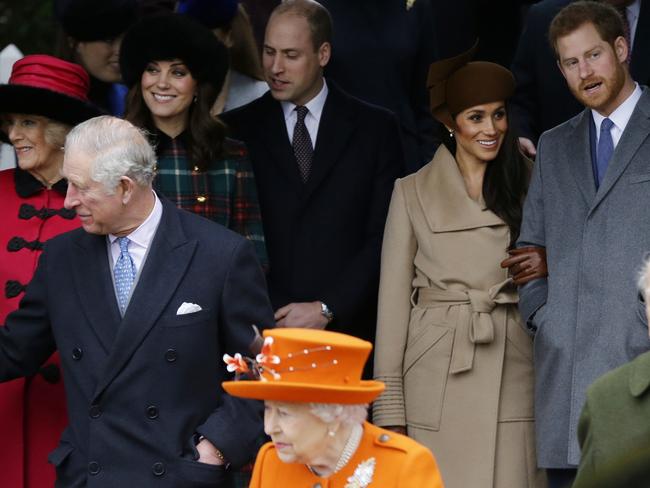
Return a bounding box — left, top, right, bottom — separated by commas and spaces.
48, 442, 74, 467
404, 325, 450, 373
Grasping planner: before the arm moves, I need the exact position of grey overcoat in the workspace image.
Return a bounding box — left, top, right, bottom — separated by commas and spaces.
518, 89, 650, 467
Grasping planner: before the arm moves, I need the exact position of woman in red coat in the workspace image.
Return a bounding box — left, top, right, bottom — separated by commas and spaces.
0, 55, 101, 488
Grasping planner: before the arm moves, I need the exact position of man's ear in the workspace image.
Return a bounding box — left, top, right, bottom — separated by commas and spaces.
556, 59, 568, 81
614, 35, 629, 64
118, 176, 136, 205
318, 42, 331, 68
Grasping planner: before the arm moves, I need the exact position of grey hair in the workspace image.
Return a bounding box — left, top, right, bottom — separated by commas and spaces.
637, 254, 650, 299
44, 119, 72, 148
64, 116, 156, 194
309, 403, 368, 426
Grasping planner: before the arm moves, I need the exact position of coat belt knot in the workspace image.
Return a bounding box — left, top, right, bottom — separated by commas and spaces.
416, 279, 518, 374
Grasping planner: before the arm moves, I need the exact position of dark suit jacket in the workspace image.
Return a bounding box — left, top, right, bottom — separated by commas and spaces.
573, 350, 650, 488
0, 197, 275, 487
221, 83, 404, 344
510, 0, 650, 143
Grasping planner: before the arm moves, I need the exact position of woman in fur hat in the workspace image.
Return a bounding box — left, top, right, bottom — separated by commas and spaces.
372, 44, 548, 487
54, 0, 139, 115
120, 12, 267, 268
0, 55, 102, 488
222, 328, 444, 487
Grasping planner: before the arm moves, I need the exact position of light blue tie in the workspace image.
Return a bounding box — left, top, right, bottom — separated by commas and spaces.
596, 118, 614, 186
114, 237, 136, 315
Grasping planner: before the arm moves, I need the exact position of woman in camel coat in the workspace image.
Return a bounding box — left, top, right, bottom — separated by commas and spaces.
373, 45, 547, 488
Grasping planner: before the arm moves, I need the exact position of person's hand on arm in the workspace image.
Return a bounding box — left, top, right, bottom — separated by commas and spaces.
500, 246, 547, 286
274, 301, 331, 329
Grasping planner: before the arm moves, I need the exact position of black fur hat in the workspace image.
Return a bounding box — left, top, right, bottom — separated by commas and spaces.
54, 0, 138, 41
119, 13, 229, 91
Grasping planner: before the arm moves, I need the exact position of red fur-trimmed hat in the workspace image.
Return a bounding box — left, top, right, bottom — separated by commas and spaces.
0, 55, 103, 127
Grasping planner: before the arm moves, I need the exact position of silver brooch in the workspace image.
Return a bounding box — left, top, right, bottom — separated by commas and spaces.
344, 458, 376, 488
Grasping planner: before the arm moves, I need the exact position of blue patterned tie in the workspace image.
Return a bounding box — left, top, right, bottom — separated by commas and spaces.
596, 118, 614, 186
114, 237, 136, 315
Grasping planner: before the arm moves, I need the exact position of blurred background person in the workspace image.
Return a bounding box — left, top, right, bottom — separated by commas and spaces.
320, 0, 438, 173
223, 328, 444, 487
0, 54, 101, 488
53, 0, 139, 116
177, 0, 269, 113
120, 12, 267, 268
373, 45, 547, 487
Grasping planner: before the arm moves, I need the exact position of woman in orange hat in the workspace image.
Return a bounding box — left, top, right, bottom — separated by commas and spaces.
372, 43, 547, 487
0, 54, 102, 488
222, 328, 444, 487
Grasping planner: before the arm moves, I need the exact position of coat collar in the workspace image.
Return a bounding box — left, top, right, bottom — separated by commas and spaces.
14, 166, 67, 198
415, 145, 504, 233
629, 350, 650, 397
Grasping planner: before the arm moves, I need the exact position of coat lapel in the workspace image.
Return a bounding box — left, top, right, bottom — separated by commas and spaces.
629, 350, 650, 398
416, 145, 504, 233
71, 232, 121, 353
590, 91, 650, 214
92, 199, 197, 400
258, 94, 304, 189
303, 84, 357, 200
566, 109, 598, 206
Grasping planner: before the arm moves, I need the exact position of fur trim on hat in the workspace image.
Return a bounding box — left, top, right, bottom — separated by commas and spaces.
120, 13, 229, 90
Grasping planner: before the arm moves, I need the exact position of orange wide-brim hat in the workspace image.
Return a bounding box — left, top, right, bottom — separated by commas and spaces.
222, 328, 385, 404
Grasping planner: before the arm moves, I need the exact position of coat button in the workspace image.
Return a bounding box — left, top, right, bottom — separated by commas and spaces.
72, 348, 83, 360
378, 434, 390, 443
164, 349, 177, 362
88, 461, 101, 475
146, 405, 159, 419
89, 404, 102, 419
152, 461, 166, 476
196, 195, 206, 203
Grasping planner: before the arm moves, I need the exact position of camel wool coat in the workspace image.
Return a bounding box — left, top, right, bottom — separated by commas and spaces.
373, 146, 546, 488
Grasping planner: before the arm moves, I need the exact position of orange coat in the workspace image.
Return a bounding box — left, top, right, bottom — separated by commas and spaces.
249, 422, 444, 487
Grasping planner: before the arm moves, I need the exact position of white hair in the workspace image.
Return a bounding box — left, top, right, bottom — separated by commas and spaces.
309, 403, 368, 426
65, 116, 156, 194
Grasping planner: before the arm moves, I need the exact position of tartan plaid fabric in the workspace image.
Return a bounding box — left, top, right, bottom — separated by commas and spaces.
154, 132, 268, 267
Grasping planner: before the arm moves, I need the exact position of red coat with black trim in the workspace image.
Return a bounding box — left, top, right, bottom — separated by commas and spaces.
0, 167, 79, 488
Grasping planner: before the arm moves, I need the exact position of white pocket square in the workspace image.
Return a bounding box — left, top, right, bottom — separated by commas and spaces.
176, 302, 203, 315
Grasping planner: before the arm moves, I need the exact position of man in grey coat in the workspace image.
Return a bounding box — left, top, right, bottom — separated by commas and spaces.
509, 2, 650, 486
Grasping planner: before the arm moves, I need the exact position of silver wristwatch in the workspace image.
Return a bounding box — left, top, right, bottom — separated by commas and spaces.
320, 301, 334, 323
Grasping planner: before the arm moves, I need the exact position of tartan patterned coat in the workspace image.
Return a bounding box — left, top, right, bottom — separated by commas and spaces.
153, 131, 268, 268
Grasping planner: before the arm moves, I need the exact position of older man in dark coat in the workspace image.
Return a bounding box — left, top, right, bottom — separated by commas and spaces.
0, 116, 274, 487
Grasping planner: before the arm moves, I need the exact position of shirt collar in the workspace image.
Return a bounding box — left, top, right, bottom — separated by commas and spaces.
591, 83, 642, 132
281, 78, 329, 122
14, 166, 68, 198
627, 0, 641, 21
108, 190, 162, 249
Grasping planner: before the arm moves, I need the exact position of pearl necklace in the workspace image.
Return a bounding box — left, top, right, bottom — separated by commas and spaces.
306, 423, 364, 477
334, 423, 363, 473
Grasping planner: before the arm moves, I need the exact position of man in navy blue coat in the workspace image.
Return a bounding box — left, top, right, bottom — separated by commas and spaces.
0, 116, 274, 487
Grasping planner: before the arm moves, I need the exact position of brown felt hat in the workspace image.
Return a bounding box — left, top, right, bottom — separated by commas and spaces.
428, 41, 515, 128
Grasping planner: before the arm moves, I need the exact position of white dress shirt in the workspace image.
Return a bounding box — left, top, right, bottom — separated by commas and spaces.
281, 79, 329, 148
592, 83, 642, 148
107, 191, 162, 273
